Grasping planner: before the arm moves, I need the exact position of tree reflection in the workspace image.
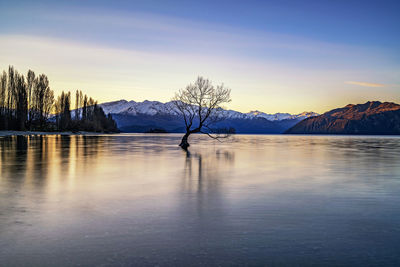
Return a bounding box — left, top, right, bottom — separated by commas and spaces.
29, 135, 51, 187
0, 136, 28, 182
180, 149, 234, 219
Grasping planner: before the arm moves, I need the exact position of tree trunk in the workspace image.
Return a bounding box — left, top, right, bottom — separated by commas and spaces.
179, 132, 190, 150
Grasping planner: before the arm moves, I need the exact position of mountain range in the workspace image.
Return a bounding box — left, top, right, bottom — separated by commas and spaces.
285, 101, 400, 134
100, 100, 318, 133
100, 100, 400, 135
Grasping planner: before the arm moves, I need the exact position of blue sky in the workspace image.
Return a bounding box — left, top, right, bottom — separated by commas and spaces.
0, 0, 399, 113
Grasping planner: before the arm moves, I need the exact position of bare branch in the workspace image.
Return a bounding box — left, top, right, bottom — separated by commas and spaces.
172, 76, 232, 149
200, 130, 231, 142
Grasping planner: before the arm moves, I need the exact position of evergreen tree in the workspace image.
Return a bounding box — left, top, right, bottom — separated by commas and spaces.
0, 66, 118, 133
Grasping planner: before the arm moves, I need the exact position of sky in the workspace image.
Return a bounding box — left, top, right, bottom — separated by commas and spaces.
0, 0, 399, 113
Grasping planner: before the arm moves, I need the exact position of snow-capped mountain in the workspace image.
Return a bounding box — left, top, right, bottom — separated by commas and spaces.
99, 99, 319, 133
245, 110, 319, 121
100, 100, 173, 116
100, 99, 318, 121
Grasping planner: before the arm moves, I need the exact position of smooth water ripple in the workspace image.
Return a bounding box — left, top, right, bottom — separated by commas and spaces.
1, 134, 400, 266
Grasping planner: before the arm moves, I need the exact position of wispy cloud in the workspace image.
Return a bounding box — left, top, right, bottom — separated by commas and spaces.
0, 6, 377, 63
345, 81, 385, 87
1, 5, 399, 113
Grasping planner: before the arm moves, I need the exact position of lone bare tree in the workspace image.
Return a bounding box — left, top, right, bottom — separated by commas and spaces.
172, 76, 232, 150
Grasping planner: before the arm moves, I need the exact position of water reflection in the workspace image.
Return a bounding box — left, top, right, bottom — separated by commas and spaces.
182, 149, 234, 193
0, 134, 400, 266
180, 149, 235, 217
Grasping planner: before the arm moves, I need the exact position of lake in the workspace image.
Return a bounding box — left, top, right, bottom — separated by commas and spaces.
1, 134, 400, 266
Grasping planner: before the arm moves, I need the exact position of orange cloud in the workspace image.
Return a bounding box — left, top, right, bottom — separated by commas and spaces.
345, 81, 384, 87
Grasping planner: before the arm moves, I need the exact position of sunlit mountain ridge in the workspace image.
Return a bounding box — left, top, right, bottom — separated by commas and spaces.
286, 101, 400, 134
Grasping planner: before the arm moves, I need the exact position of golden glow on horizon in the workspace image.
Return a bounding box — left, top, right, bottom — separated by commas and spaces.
0, 34, 398, 114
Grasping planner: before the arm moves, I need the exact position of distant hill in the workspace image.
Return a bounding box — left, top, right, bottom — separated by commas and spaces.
100, 100, 318, 133
285, 101, 400, 135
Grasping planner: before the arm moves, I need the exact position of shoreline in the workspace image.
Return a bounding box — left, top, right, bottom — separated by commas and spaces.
1, 131, 399, 138
0, 130, 108, 137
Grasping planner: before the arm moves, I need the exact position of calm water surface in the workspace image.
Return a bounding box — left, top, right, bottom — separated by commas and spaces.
1, 134, 400, 266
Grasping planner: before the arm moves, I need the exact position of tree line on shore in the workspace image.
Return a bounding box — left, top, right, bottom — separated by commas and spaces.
0, 66, 118, 132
